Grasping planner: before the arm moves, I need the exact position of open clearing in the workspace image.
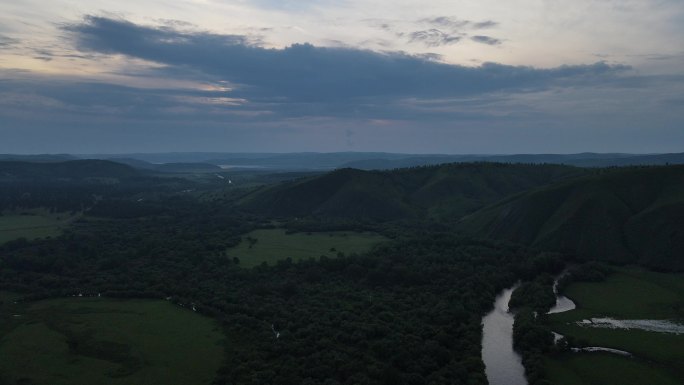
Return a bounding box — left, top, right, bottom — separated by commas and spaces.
0, 295, 225, 385
227, 228, 388, 268
546, 267, 684, 383
0, 211, 75, 244
559, 267, 684, 319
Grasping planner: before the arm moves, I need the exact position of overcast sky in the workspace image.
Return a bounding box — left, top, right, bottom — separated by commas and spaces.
1, 0, 683, 154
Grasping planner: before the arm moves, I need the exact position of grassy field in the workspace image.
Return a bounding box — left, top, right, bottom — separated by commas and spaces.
227, 228, 387, 268
544, 353, 681, 385
545, 267, 684, 383
560, 267, 684, 319
0, 211, 76, 244
0, 295, 225, 385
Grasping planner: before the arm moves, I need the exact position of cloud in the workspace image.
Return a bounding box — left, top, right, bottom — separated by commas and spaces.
0, 35, 19, 47
421, 17, 498, 30
5, 14, 669, 155
377, 17, 500, 48
407, 29, 462, 47
471, 35, 501, 46
0, 74, 258, 120
421, 16, 470, 29
63, 16, 630, 105
472, 21, 498, 29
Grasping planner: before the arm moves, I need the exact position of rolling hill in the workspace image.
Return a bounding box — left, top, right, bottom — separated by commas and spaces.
340, 152, 684, 170
0, 160, 140, 180
239, 162, 587, 220
459, 166, 684, 270
0, 154, 77, 163
106, 158, 224, 173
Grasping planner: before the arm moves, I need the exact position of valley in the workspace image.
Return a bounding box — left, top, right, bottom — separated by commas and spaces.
0, 158, 682, 384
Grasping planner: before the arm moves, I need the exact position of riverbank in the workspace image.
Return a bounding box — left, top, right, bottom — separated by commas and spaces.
545, 267, 684, 384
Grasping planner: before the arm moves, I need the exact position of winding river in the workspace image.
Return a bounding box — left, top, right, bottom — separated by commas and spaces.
481, 272, 683, 383
480, 284, 527, 385
481, 275, 576, 385
548, 277, 576, 314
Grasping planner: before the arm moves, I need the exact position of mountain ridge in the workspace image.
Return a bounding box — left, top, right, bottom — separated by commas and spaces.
239, 162, 588, 220
459, 165, 684, 270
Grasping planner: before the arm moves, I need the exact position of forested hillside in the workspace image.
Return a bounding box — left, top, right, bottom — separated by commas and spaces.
240, 163, 587, 220
460, 166, 684, 270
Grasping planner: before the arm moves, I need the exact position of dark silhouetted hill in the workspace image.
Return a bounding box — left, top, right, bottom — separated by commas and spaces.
460, 166, 684, 270
106, 157, 157, 170
0, 154, 77, 162
0, 160, 140, 180
240, 163, 586, 220
340, 152, 684, 169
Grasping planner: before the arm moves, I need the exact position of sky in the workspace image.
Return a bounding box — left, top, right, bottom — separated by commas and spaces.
0, 0, 683, 154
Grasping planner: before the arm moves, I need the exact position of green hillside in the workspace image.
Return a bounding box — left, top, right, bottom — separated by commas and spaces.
240, 162, 586, 220
460, 166, 684, 270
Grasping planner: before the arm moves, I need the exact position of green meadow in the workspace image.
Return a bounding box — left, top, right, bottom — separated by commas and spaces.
544, 353, 681, 385
0, 211, 75, 244
545, 267, 684, 384
559, 267, 684, 319
0, 295, 225, 385
227, 228, 387, 268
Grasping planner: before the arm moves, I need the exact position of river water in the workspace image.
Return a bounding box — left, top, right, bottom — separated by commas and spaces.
482, 275, 576, 385
481, 271, 684, 384
548, 276, 576, 314
480, 285, 527, 385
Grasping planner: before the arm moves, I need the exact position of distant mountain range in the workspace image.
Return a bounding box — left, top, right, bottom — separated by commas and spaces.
0, 154, 77, 163
0, 159, 139, 180
338, 152, 684, 169
3, 151, 682, 171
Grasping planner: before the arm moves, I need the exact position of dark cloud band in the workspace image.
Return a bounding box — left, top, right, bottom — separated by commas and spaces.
407, 29, 462, 46
64, 16, 630, 103
471, 35, 501, 45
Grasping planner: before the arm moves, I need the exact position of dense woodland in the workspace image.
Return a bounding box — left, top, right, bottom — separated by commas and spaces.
1, 160, 683, 384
